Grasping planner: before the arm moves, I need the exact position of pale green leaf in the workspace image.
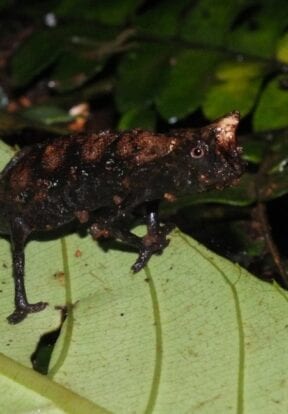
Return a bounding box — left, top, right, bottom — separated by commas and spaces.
0, 142, 66, 365
203, 61, 266, 119
0, 140, 287, 413
253, 76, 288, 131
0, 353, 109, 414
49, 231, 288, 414
276, 32, 288, 64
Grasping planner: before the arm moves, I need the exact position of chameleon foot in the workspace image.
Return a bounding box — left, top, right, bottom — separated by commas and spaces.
7, 301, 48, 324
132, 223, 174, 272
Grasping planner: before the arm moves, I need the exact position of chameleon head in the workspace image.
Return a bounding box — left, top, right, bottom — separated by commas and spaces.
176, 111, 245, 193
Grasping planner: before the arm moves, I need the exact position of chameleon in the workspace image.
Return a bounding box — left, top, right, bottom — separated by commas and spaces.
0, 111, 244, 323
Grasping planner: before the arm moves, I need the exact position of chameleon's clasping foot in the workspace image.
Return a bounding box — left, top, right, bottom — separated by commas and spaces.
132, 223, 175, 272
7, 301, 48, 324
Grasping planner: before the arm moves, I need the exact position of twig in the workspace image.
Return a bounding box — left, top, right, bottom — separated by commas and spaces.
135, 31, 288, 73
255, 201, 288, 288
255, 155, 288, 288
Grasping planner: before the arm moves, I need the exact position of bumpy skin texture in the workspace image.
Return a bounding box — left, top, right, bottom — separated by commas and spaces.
0, 111, 244, 323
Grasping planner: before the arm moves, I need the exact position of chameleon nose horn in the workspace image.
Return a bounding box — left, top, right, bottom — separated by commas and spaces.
214, 111, 240, 150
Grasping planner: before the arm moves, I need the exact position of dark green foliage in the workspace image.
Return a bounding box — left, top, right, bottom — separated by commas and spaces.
56, 0, 142, 24
1, 0, 288, 200
1, 0, 288, 284
11, 30, 63, 87
116, 44, 172, 112
254, 76, 288, 131
3, 0, 288, 130
156, 50, 220, 120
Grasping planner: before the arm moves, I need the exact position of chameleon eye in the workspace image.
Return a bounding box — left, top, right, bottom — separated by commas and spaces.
190, 147, 204, 159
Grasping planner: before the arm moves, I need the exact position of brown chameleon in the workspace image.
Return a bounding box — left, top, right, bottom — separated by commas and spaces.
0, 111, 244, 323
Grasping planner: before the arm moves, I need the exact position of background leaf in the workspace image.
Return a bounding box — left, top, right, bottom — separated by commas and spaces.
49, 51, 105, 92
0, 138, 287, 412
56, 0, 142, 24
118, 107, 156, 130
203, 61, 266, 119
227, 0, 288, 57
48, 230, 288, 414
11, 30, 62, 87
253, 76, 288, 131
277, 32, 288, 63
181, 0, 242, 46
156, 50, 219, 121
116, 44, 171, 112
21, 105, 74, 125
135, 0, 191, 38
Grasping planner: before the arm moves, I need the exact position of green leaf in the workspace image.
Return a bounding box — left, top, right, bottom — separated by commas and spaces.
253, 76, 288, 131
181, 0, 242, 46
156, 49, 219, 121
47, 51, 104, 92
241, 138, 267, 164
135, 0, 191, 38
0, 353, 109, 414
0, 111, 68, 136
21, 105, 74, 125
116, 44, 171, 112
0, 0, 10, 11
276, 32, 288, 63
0, 111, 29, 134
0, 140, 287, 412
57, 21, 120, 43
260, 170, 288, 201
257, 134, 288, 201
56, 0, 142, 25
11, 30, 62, 87
227, 1, 288, 58
203, 61, 266, 119
0, 145, 68, 366
48, 230, 288, 413
118, 107, 156, 130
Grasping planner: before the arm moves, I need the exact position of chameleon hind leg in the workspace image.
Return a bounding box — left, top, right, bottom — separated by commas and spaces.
7, 217, 47, 324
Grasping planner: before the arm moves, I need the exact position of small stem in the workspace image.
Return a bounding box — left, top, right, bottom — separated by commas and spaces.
135, 31, 288, 72
255, 153, 288, 288
256, 201, 288, 288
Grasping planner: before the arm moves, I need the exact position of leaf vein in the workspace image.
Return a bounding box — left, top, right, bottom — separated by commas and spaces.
143, 266, 163, 414
48, 238, 74, 377
179, 233, 245, 414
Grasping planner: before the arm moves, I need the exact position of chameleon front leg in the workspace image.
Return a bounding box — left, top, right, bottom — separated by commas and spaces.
90, 202, 174, 272
7, 217, 47, 324
131, 201, 174, 272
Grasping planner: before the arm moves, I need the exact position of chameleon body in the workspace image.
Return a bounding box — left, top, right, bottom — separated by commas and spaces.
0, 111, 244, 323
